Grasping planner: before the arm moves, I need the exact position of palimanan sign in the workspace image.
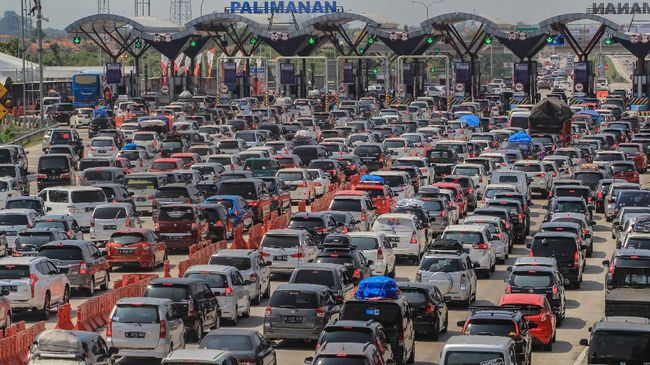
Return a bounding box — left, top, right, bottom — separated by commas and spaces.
229, 1, 338, 14
591, 2, 650, 14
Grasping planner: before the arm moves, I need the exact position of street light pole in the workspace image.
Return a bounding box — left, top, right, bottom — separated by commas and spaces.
410, 0, 445, 20
20, 0, 27, 125
37, 1, 44, 127
200, 0, 206, 16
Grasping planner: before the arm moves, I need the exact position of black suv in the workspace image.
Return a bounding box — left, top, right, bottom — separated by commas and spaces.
426, 148, 460, 178
288, 212, 342, 244
458, 307, 534, 365
486, 199, 529, 242
603, 248, 650, 318
48, 129, 84, 158
317, 320, 394, 364
397, 282, 448, 340
37, 154, 74, 190
505, 263, 567, 325
580, 316, 650, 364
89, 118, 114, 139
51, 103, 75, 125
14, 228, 71, 256
341, 297, 416, 364
315, 237, 373, 283
528, 231, 586, 288
144, 278, 221, 341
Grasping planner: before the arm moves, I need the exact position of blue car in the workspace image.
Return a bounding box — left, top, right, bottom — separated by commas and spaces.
205, 194, 254, 229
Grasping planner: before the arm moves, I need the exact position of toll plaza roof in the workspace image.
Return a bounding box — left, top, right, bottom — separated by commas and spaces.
297, 12, 400, 35
65, 14, 184, 35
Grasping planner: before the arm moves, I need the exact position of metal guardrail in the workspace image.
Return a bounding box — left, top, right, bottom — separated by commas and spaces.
6, 117, 59, 145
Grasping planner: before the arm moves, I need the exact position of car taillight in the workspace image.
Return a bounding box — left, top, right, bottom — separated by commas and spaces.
265, 306, 272, 316
378, 154, 385, 163
187, 298, 195, 317
505, 284, 512, 294
574, 251, 580, 269
60, 173, 71, 179
224, 287, 234, 296
342, 226, 349, 233
353, 269, 361, 279
315, 228, 329, 234
410, 232, 418, 244
416, 271, 421, 281
467, 188, 473, 193
37, 174, 47, 180
125, 219, 132, 227
424, 303, 435, 314
290, 248, 304, 258
518, 213, 523, 222
159, 320, 167, 338
377, 247, 383, 260
298, 181, 308, 188
472, 242, 488, 250
260, 251, 270, 257
588, 197, 592, 204
597, 191, 603, 199
529, 250, 534, 257
537, 172, 546, 177
79, 262, 88, 275
505, 222, 510, 229
30, 273, 38, 298
215, 220, 224, 227
191, 223, 197, 231
552, 285, 559, 297
361, 209, 367, 221
106, 318, 112, 336
154, 222, 160, 231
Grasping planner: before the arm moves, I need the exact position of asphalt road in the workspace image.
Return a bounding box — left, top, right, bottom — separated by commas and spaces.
20, 127, 625, 365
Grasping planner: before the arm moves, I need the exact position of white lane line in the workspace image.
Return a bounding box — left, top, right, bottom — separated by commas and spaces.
572, 347, 588, 365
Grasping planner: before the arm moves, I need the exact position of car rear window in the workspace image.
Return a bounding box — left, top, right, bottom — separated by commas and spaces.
349, 237, 378, 250
420, 257, 462, 272
110, 233, 145, 245
289, 217, 325, 229
217, 182, 258, 199
33, 221, 66, 231
574, 172, 603, 185
112, 304, 159, 323
441, 231, 483, 244
93, 207, 127, 219
184, 273, 228, 289
514, 164, 542, 172
79, 159, 111, 171
0, 214, 29, 225
83, 170, 114, 181
445, 352, 505, 365
145, 284, 190, 301
38, 156, 69, 170
70, 190, 105, 203
293, 269, 335, 287
38, 246, 84, 260
208, 256, 252, 271
373, 217, 414, 232
510, 271, 553, 287
329, 199, 362, 212
276, 171, 304, 181
151, 161, 177, 170
0, 264, 30, 279
465, 319, 516, 336
262, 235, 300, 248
155, 187, 189, 199
91, 139, 114, 147
200, 334, 252, 351
158, 206, 194, 221
270, 290, 319, 309
16, 232, 54, 247
341, 302, 401, 328
531, 237, 577, 257
319, 330, 372, 346
353, 146, 381, 156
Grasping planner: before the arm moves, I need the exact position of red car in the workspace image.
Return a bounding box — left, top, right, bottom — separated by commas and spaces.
617, 143, 647, 172
498, 293, 557, 351
170, 152, 202, 169
272, 154, 302, 168
432, 182, 467, 217
106, 228, 167, 269
150, 158, 183, 172
352, 185, 395, 214
155, 204, 209, 249
611, 161, 640, 183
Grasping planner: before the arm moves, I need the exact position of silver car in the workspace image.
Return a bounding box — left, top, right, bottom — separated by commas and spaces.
512, 160, 552, 197
0, 209, 40, 250
108, 297, 185, 359
417, 250, 477, 307
209, 249, 271, 305
90, 203, 141, 244
260, 229, 318, 274
441, 225, 496, 278
183, 265, 252, 326
347, 232, 396, 277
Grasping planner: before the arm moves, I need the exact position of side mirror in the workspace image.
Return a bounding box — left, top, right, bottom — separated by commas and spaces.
506, 266, 512, 272
367, 260, 374, 266
108, 347, 119, 355
304, 357, 314, 364
579, 339, 589, 346
602, 260, 610, 267
456, 320, 466, 327
526, 243, 531, 249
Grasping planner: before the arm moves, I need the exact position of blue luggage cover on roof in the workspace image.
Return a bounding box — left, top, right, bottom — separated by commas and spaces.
93, 108, 108, 118
459, 114, 480, 127
122, 143, 138, 151
360, 175, 385, 184
355, 276, 399, 299
508, 131, 532, 143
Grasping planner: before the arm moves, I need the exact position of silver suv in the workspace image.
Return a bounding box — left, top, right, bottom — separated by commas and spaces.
209, 249, 271, 304
305, 342, 392, 365
416, 240, 478, 307
512, 160, 552, 197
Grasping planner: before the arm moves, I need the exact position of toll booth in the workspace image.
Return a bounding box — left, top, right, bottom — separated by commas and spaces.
631, 60, 650, 110
452, 61, 480, 102
572, 61, 594, 103
511, 61, 538, 107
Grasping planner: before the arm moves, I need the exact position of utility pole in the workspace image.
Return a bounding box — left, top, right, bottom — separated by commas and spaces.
20, 0, 27, 124
35, 0, 44, 127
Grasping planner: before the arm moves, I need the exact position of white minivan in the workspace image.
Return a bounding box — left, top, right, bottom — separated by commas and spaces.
37, 187, 107, 232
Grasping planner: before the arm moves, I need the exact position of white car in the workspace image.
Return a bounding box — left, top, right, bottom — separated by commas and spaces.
90, 203, 141, 244
372, 213, 427, 264
108, 297, 185, 359
0, 256, 70, 320
70, 108, 94, 127
348, 232, 396, 277
383, 138, 414, 159
276, 168, 316, 202
401, 133, 429, 156
441, 225, 497, 278
37, 187, 108, 232
132, 132, 161, 153
88, 137, 119, 159
209, 249, 271, 305
451, 163, 486, 198
0, 208, 40, 249
307, 169, 331, 197
0, 177, 22, 208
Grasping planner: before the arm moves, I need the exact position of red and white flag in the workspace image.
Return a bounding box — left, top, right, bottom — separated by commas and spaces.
194, 53, 203, 77
173, 53, 184, 75
183, 56, 191, 75
206, 48, 216, 77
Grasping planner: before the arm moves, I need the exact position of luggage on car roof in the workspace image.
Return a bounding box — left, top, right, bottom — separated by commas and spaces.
430, 238, 464, 252
355, 276, 399, 300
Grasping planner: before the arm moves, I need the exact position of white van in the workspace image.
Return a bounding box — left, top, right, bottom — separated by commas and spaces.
440, 335, 518, 365
37, 187, 107, 232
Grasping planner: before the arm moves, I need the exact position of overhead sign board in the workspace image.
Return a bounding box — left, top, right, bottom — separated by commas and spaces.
105, 63, 122, 84
591, 2, 650, 14
280, 63, 296, 85
229, 1, 338, 14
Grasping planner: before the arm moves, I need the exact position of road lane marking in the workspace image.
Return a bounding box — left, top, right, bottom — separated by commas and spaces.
572, 347, 588, 365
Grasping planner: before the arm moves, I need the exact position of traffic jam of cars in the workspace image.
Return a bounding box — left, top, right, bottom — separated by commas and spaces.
0, 94, 649, 365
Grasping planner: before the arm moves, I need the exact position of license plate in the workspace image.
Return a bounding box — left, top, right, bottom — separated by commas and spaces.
388, 237, 400, 242
125, 332, 145, 338
118, 249, 134, 255
283, 316, 302, 323
136, 197, 147, 202
97, 149, 106, 154
104, 225, 117, 230
2, 286, 16, 292
274, 255, 287, 261
4, 231, 16, 236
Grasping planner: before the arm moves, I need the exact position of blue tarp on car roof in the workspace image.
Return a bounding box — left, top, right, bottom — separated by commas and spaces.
355, 276, 399, 299
459, 114, 480, 127
508, 131, 532, 143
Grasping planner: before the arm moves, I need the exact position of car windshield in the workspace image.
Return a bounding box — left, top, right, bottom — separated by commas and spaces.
155, 188, 189, 199
293, 270, 335, 287
270, 290, 319, 309
590, 332, 650, 360
453, 167, 480, 176
208, 256, 252, 271
0, 214, 28, 225
595, 153, 624, 161
277, 172, 304, 181
39, 157, 68, 170
145, 285, 190, 301
625, 238, 650, 250
110, 233, 145, 245
511, 271, 553, 287
514, 164, 542, 172
217, 183, 258, 200
574, 172, 602, 185
554, 201, 585, 213
0, 265, 30, 279
465, 319, 516, 336
151, 161, 177, 170
349, 237, 378, 250
158, 207, 194, 221
83, 170, 114, 181
200, 334, 252, 351
262, 235, 300, 249
354, 146, 381, 157
444, 352, 505, 365
184, 273, 228, 288
112, 305, 159, 323
319, 330, 371, 345
441, 231, 483, 244
420, 257, 462, 272
372, 217, 414, 232
289, 218, 325, 229
38, 246, 84, 261
93, 207, 127, 219
330, 199, 362, 212
531, 238, 577, 258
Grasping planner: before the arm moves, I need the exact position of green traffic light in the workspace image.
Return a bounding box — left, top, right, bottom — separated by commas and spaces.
605, 37, 613, 45
485, 35, 492, 45
73, 36, 81, 44
546, 36, 553, 43
250, 37, 258, 45
426, 36, 434, 44
134, 38, 142, 49
430, 67, 436, 73
359, 48, 365, 54
190, 39, 197, 47
372, 67, 379, 74
367, 37, 375, 45
308, 36, 315, 45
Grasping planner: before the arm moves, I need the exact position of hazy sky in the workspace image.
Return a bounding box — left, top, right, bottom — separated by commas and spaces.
3, 0, 649, 29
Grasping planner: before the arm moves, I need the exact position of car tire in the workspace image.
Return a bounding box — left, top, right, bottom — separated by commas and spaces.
231, 306, 238, 326
100, 273, 109, 291
442, 314, 448, 333
85, 276, 95, 297
263, 282, 271, 299
243, 300, 251, 318
193, 319, 203, 342
40, 292, 51, 321
430, 321, 440, 341
253, 286, 262, 305
490, 262, 496, 273
63, 286, 70, 304
407, 345, 415, 364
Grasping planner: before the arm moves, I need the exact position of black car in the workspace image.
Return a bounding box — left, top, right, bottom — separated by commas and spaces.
353, 143, 390, 172
397, 282, 448, 340
315, 238, 372, 283
426, 148, 460, 178
48, 129, 84, 157
593, 179, 619, 213
198, 204, 231, 241
143, 278, 221, 341
51, 103, 75, 125
5, 196, 46, 215
160, 139, 187, 158
486, 199, 529, 241
505, 264, 567, 325
89, 118, 114, 139
37, 154, 74, 190
527, 231, 586, 288
580, 316, 650, 365
13, 228, 71, 256
199, 328, 277, 365
288, 212, 342, 244
545, 196, 594, 223
474, 207, 517, 244
317, 320, 394, 364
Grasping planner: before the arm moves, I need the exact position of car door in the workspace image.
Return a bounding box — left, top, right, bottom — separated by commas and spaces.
198, 283, 219, 327
257, 255, 270, 293
166, 304, 184, 347
230, 271, 248, 310
44, 260, 64, 301
88, 244, 109, 282
432, 287, 448, 329
256, 332, 276, 365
